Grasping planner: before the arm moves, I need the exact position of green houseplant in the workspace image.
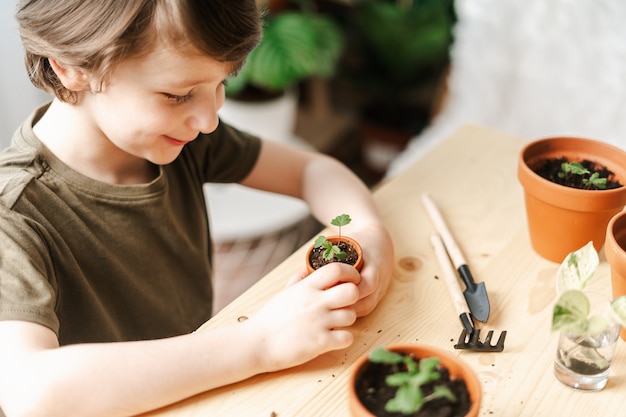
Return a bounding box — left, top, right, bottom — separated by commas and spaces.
219, 0, 344, 146
337, 0, 456, 174
225, 0, 344, 100
552, 242, 626, 390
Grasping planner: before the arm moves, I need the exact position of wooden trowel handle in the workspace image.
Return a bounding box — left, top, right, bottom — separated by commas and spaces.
430, 233, 474, 333
421, 193, 467, 268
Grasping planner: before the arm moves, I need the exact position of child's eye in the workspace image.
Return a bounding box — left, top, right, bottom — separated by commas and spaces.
164, 92, 193, 104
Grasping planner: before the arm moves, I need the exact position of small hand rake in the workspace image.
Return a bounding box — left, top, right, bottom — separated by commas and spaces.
454, 328, 507, 352
430, 233, 507, 352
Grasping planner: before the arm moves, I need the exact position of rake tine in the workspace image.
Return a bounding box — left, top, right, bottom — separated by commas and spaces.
492, 330, 507, 351
454, 329, 470, 349
454, 328, 507, 352
483, 330, 494, 345
469, 329, 481, 345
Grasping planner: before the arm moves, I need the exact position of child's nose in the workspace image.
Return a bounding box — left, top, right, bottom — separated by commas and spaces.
187, 97, 220, 134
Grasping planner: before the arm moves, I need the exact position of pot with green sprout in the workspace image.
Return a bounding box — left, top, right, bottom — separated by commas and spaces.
306, 214, 363, 273
348, 344, 481, 417
517, 136, 626, 263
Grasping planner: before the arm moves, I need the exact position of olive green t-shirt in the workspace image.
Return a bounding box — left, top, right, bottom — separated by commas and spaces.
0, 104, 261, 344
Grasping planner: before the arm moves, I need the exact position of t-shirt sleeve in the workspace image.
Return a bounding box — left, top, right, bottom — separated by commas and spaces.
185, 120, 262, 184
0, 206, 59, 333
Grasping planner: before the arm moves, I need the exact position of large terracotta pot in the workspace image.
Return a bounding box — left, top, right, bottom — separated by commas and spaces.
348, 344, 481, 417
306, 235, 363, 274
605, 209, 626, 341
517, 137, 626, 262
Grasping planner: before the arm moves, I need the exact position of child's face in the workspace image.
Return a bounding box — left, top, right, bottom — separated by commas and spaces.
82, 42, 232, 165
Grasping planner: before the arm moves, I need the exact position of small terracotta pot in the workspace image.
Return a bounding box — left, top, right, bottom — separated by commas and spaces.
348, 344, 482, 417
306, 236, 364, 274
517, 137, 626, 262
605, 209, 626, 341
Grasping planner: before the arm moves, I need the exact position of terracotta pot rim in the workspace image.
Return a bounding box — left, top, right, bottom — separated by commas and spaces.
518, 136, 626, 210
605, 210, 626, 341
606, 210, 626, 261
348, 344, 481, 417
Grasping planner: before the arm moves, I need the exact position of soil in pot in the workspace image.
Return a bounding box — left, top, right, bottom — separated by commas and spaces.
533, 157, 623, 190
308, 240, 361, 270
355, 354, 471, 417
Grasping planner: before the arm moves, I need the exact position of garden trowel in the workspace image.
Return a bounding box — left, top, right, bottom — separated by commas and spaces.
421, 193, 490, 322
430, 233, 505, 352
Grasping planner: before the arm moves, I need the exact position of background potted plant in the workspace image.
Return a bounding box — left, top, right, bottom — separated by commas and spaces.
306, 214, 363, 273
551, 242, 626, 390
348, 344, 481, 417
335, 0, 456, 176
517, 136, 626, 262
220, 0, 344, 145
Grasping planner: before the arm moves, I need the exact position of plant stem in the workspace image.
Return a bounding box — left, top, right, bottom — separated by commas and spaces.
560, 335, 610, 370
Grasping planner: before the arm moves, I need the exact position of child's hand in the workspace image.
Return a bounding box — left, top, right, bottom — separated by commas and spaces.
348, 223, 394, 317
247, 263, 360, 372
286, 222, 394, 317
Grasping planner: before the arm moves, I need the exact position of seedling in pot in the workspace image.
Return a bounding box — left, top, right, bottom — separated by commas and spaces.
558, 161, 608, 189
368, 347, 457, 415
314, 214, 352, 261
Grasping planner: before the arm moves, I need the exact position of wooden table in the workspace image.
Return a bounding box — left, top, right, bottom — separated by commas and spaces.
143, 125, 626, 416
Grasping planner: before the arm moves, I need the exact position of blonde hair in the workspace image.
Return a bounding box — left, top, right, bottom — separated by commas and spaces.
16, 0, 262, 103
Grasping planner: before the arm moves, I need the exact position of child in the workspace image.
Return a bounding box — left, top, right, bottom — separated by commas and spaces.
0, 1, 394, 416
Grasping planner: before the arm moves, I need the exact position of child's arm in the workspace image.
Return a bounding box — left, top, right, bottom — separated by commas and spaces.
240, 140, 394, 316
0, 263, 360, 417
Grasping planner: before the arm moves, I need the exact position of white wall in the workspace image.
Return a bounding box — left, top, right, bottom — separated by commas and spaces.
387, 0, 626, 178
0, 2, 49, 150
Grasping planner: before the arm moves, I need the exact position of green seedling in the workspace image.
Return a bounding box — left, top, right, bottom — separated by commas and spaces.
558, 162, 608, 189
584, 172, 608, 189
314, 214, 352, 261
331, 213, 351, 237
558, 161, 589, 177
369, 347, 457, 415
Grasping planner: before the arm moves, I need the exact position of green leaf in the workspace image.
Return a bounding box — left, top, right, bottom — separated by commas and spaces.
609, 296, 626, 327
314, 235, 327, 248
369, 347, 405, 364
556, 241, 598, 294
323, 244, 343, 261
561, 161, 589, 176
334, 250, 347, 261
552, 290, 590, 334
385, 384, 424, 414
386, 372, 413, 387
330, 213, 351, 238
410, 370, 440, 387
330, 214, 351, 227
432, 385, 457, 402
552, 291, 612, 336
585, 315, 610, 336
225, 11, 343, 94
583, 172, 607, 189
418, 357, 440, 373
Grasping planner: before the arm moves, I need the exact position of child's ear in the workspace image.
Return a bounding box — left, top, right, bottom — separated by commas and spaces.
48, 58, 90, 92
